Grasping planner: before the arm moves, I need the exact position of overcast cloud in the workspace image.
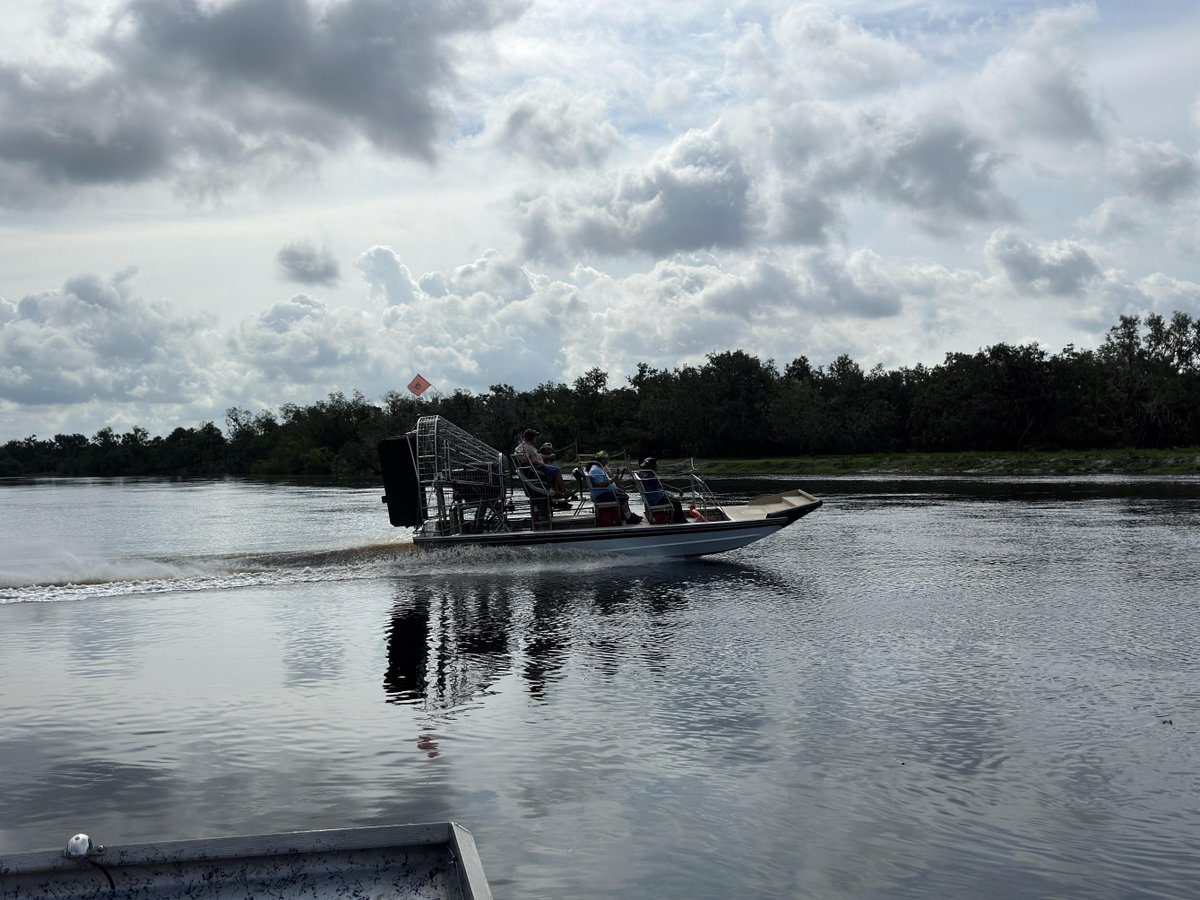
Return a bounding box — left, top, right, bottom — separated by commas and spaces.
2, 1, 1200, 439
0, 0, 525, 203
278, 239, 340, 285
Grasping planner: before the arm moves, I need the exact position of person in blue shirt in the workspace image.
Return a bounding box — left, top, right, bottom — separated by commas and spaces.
588, 451, 641, 524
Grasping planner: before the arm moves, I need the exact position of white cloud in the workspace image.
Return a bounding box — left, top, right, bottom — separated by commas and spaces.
1081, 196, 1146, 238
485, 82, 622, 170
1109, 137, 1198, 203
1137, 272, 1200, 317
772, 5, 923, 95
973, 4, 1106, 143
847, 111, 1016, 230
515, 125, 755, 260
516, 99, 1015, 260
277, 238, 340, 286
417, 249, 536, 303
0, 269, 215, 406
985, 227, 1101, 296
230, 292, 377, 384
0, 0, 527, 205
355, 246, 419, 307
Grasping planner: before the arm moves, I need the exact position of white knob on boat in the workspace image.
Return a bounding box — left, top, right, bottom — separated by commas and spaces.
66, 833, 91, 858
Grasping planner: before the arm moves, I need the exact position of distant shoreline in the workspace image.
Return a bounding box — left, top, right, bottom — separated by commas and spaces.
688, 447, 1200, 477
4, 447, 1199, 482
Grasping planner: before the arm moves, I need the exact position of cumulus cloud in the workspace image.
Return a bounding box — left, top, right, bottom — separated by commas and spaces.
846, 112, 1015, 230
769, 185, 844, 245
506, 2, 1050, 264
5, 233, 1195, 441
542, 246, 982, 380
516, 126, 754, 260
230, 292, 376, 383
985, 227, 1101, 296
974, 4, 1105, 143
487, 83, 622, 169
0, 270, 214, 405
352, 246, 566, 388
1080, 196, 1146, 239
804, 248, 903, 318
277, 239, 340, 286
515, 100, 1014, 260
1109, 138, 1198, 203
0, 0, 526, 204
772, 5, 923, 95
417, 249, 536, 302
355, 245, 419, 307
267, 245, 924, 400
1136, 273, 1200, 318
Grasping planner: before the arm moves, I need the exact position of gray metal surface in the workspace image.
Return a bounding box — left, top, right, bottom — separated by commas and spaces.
0, 823, 491, 900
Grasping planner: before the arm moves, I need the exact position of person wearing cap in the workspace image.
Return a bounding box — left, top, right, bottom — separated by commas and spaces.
587, 451, 640, 524
538, 440, 576, 499
515, 428, 571, 500
636, 457, 685, 523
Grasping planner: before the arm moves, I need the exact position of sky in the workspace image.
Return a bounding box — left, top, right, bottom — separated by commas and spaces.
2, 0, 1199, 440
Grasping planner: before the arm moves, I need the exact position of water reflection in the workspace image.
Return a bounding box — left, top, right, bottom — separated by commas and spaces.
381, 559, 781, 710
521, 591, 571, 701
383, 575, 527, 712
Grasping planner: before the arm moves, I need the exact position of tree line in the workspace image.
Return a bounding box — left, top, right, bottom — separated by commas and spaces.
3, 311, 1198, 479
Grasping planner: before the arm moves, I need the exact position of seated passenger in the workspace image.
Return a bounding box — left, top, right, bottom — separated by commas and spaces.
515, 428, 571, 500
588, 451, 641, 524
636, 457, 685, 523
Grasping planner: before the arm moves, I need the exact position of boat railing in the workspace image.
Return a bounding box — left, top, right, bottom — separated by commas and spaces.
570, 456, 722, 524
655, 459, 723, 521
406, 417, 726, 534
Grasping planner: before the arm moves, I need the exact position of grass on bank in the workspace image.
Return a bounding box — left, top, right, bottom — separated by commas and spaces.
684, 447, 1200, 477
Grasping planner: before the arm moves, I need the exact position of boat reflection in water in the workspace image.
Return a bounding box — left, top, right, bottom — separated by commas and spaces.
383, 583, 516, 712
380, 560, 780, 715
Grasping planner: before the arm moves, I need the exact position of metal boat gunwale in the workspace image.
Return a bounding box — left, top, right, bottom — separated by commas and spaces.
0, 822, 491, 900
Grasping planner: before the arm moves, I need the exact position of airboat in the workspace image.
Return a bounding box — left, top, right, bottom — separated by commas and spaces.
379, 416, 821, 558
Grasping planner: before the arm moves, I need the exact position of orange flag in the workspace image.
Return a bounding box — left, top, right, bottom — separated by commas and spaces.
407, 373, 431, 397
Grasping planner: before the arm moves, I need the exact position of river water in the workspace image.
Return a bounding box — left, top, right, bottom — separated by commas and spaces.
1, 475, 1198, 898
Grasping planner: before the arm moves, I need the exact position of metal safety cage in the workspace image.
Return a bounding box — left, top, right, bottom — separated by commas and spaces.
411, 416, 511, 535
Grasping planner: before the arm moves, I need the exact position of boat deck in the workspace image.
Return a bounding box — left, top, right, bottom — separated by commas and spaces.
722, 487, 823, 521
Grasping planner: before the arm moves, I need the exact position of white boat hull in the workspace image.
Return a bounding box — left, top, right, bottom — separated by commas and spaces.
412, 488, 822, 558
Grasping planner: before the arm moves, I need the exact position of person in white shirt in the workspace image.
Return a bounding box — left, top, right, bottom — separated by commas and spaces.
515, 428, 571, 499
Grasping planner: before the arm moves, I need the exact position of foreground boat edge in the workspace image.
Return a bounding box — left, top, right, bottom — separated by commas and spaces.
0, 823, 491, 900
